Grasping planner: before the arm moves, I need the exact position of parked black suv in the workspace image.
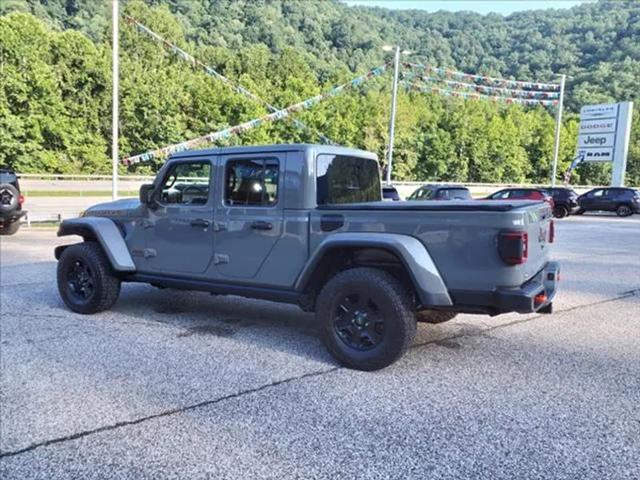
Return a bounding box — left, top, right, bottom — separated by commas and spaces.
577, 187, 640, 217
407, 184, 472, 201
0, 167, 25, 235
382, 185, 401, 201
543, 187, 580, 218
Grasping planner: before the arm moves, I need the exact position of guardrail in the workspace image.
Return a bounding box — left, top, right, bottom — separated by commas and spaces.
17, 173, 616, 189
18, 173, 155, 181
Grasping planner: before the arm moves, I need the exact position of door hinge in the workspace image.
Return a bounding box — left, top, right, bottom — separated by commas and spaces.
213, 253, 229, 265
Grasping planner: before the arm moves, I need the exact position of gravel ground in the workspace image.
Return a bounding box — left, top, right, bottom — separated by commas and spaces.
1, 215, 639, 479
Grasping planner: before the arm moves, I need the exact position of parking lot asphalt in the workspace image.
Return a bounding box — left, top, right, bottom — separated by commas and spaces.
1, 215, 639, 479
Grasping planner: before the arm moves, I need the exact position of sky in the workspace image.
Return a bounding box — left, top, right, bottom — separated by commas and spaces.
344, 1, 591, 16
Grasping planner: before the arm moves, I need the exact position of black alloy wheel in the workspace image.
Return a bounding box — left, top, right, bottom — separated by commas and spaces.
553, 205, 569, 219
66, 259, 96, 303
333, 292, 385, 351
616, 204, 632, 217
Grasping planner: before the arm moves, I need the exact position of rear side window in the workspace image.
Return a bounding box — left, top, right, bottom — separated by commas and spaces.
441, 188, 471, 200
225, 158, 279, 207
509, 189, 527, 198
316, 154, 381, 205
0, 172, 19, 188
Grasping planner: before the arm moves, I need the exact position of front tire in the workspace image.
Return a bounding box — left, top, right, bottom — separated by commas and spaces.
616, 204, 633, 217
57, 242, 121, 314
416, 310, 458, 324
0, 221, 20, 235
316, 267, 417, 371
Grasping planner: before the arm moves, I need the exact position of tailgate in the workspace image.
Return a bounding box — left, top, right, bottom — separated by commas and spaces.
523, 203, 554, 280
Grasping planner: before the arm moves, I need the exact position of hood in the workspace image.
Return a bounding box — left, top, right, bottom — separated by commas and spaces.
84, 197, 142, 218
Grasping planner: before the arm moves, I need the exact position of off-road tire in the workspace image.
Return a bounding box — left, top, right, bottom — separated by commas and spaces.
616, 204, 633, 217
57, 242, 121, 314
0, 221, 20, 236
416, 310, 458, 324
317, 267, 417, 371
553, 205, 569, 219
0, 183, 19, 213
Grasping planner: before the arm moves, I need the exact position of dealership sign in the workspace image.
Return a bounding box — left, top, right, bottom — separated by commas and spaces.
574, 102, 633, 186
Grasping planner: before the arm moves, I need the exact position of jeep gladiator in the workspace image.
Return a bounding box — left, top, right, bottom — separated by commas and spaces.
55, 144, 559, 370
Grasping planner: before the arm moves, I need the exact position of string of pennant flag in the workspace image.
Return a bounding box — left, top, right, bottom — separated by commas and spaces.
401, 81, 560, 107
412, 74, 560, 99
405, 61, 560, 92
121, 64, 389, 165
118, 15, 562, 164
122, 15, 335, 144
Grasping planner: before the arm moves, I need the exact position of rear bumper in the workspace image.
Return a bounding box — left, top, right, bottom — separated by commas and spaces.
494, 262, 559, 313
449, 262, 560, 315
0, 210, 26, 224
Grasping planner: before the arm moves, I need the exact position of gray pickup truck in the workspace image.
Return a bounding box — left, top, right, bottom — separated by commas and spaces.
55, 144, 559, 370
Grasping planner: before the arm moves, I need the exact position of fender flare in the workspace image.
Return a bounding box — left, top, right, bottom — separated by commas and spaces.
55, 217, 136, 272
295, 232, 452, 307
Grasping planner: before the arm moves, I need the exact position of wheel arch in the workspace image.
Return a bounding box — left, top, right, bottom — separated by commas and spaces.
295, 233, 452, 308
55, 217, 136, 272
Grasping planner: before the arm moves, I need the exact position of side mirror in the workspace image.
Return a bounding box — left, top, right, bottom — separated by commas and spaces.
139, 184, 155, 206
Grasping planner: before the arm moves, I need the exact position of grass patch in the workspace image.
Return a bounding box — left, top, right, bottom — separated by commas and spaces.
26, 222, 60, 228
24, 190, 138, 197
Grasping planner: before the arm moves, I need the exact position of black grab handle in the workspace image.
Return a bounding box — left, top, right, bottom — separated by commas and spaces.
251, 221, 273, 231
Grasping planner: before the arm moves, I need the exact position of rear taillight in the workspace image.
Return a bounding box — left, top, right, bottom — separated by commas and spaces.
18, 194, 25, 205
498, 231, 528, 265
548, 220, 555, 243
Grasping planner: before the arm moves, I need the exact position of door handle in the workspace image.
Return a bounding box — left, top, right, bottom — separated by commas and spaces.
250, 220, 273, 231
190, 219, 210, 228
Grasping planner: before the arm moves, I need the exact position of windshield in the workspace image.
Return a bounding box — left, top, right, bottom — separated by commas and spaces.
316, 154, 381, 205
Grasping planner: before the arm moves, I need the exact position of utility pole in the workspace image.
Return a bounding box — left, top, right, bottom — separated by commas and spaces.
550, 74, 566, 187
112, 0, 119, 200
386, 45, 400, 186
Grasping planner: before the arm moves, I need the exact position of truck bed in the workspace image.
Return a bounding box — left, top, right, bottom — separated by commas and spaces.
317, 199, 543, 212
311, 199, 553, 295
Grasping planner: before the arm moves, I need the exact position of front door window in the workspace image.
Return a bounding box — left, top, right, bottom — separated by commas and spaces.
159, 161, 211, 206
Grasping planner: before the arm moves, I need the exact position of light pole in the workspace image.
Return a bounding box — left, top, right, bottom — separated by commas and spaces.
550, 73, 566, 187
382, 45, 411, 185
112, 0, 119, 200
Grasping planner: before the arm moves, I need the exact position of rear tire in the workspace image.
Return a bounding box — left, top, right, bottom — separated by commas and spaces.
616, 204, 632, 217
57, 242, 121, 314
0, 221, 20, 236
553, 205, 569, 219
316, 267, 416, 371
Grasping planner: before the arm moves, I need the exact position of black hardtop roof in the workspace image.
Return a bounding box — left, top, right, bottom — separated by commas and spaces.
170, 143, 377, 160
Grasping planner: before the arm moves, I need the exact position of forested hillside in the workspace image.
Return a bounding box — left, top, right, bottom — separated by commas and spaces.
1, 0, 638, 184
